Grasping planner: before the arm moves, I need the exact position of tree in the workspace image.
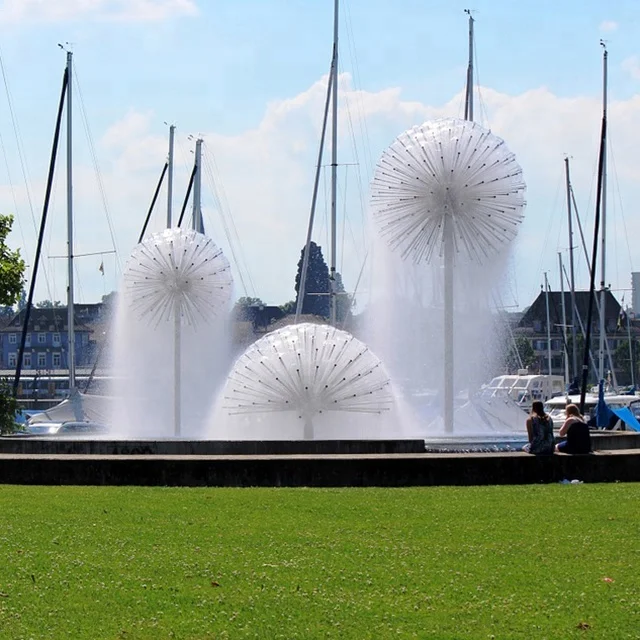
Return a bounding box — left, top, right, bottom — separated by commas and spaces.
503, 336, 537, 372
279, 300, 296, 315
233, 296, 264, 321
294, 242, 329, 318
612, 338, 640, 386
334, 271, 353, 325
0, 215, 25, 432
36, 300, 63, 308
0, 216, 24, 306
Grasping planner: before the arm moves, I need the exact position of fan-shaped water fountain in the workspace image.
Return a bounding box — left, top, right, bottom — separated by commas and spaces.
110, 228, 233, 438
367, 117, 526, 436
211, 322, 403, 440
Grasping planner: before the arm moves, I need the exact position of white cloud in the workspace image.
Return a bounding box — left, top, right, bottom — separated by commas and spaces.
622, 55, 640, 80
0, 0, 198, 23
599, 20, 618, 33
6, 73, 640, 310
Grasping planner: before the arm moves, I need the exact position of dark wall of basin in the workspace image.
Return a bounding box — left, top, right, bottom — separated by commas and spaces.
0, 451, 638, 487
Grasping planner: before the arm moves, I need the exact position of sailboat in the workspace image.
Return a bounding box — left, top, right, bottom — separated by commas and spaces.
17, 50, 111, 429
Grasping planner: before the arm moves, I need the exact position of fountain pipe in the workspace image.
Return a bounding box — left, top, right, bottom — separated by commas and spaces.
174, 305, 181, 437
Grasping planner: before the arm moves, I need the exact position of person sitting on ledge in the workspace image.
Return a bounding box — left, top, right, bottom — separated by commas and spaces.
556, 404, 592, 454
523, 400, 555, 455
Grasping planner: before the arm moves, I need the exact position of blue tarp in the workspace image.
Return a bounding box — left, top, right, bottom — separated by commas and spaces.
595, 380, 640, 431
609, 407, 640, 432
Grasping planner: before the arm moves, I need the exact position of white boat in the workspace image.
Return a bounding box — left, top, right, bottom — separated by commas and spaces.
479, 371, 565, 411
544, 393, 639, 429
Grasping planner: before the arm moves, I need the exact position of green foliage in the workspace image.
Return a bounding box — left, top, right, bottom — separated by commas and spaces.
294, 241, 329, 318
35, 299, 63, 308
504, 336, 537, 372
334, 271, 353, 325
0, 378, 19, 434
0, 215, 24, 425
0, 215, 25, 307
612, 338, 640, 385
232, 296, 264, 320
279, 299, 296, 315
0, 484, 638, 638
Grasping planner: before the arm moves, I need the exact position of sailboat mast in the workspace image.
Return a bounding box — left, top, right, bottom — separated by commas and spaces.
329, 0, 339, 326
598, 43, 608, 382
559, 253, 569, 386
66, 50, 76, 392
544, 274, 552, 375
192, 137, 203, 232
464, 9, 474, 121
167, 124, 175, 227
443, 10, 475, 433
564, 156, 578, 380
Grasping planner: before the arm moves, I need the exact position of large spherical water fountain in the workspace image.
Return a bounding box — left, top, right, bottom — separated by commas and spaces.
111, 228, 233, 438
368, 118, 526, 435
212, 322, 397, 440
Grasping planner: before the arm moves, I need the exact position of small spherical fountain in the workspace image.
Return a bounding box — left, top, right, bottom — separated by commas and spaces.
221, 322, 394, 440
369, 118, 526, 434
122, 228, 233, 436
370, 118, 525, 265
123, 227, 232, 327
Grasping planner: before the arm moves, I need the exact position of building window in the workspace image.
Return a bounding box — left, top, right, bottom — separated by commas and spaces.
23, 353, 31, 368
8, 353, 16, 367
52, 333, 61, 346
37, 353, 46, 368
8, 333, 16, 344
534, 340, 547, 351
25, 333, 31, 346
38, 333, 46, 344
52, 353, 61, 368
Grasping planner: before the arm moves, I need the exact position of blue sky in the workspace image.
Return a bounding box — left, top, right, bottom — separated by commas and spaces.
0, 0, 639, 311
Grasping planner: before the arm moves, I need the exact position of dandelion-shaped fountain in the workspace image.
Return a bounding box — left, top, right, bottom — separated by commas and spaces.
123, 228, 232, 436
370, 118, 526, 433
220, 322, 394, 440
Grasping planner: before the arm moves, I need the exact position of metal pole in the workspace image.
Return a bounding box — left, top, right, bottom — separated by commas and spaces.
565, 157, 578, 381
444, 215, 454, 433
329, 0, 339, 326
174, 306, 181, 436
167, 124, 175, 227
598, 44, 608, 382
544, 274, 552, 375
464, 9, 474, 121
559, 253, 569, 387
192, 138, 203, 232
626, 305, 635, 388
66, 50, 76, 392
295, 62, 334, 323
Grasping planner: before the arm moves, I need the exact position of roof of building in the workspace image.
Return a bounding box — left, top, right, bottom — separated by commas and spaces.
519, 290, 622, 329
1, 307, 93, 333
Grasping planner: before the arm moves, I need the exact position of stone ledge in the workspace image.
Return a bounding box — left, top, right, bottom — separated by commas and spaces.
0, 450, 638, 487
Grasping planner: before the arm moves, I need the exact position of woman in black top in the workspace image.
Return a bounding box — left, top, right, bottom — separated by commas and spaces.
556, 404, 592, 454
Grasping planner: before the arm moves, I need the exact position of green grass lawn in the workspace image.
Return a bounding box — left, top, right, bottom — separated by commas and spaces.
0, 484, 638, 639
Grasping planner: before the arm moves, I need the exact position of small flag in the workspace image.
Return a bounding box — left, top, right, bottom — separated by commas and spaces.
98, 260, 104, 275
